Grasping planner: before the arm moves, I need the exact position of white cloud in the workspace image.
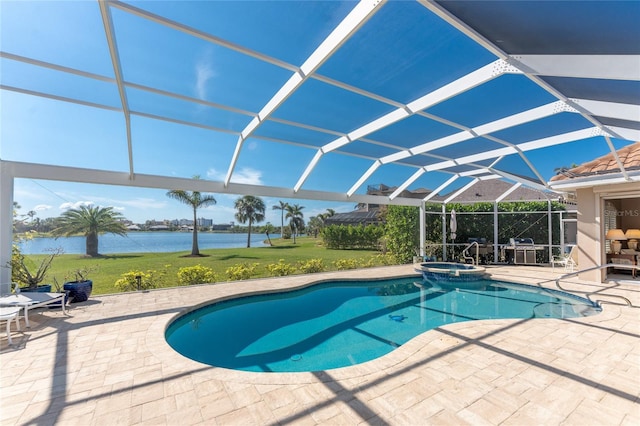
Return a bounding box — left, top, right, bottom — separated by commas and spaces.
195, 50, 216, 100
34, 204, 52, 212
206, 167, 262, 185
59, 201, 93, 210
206, 168, 224, 180
231, 167, 263, 185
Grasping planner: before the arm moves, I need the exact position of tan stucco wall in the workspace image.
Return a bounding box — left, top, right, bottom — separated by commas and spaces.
576, 188, 601, 282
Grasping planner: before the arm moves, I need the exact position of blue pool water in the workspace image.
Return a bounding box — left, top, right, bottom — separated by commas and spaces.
165, 277, 601, 373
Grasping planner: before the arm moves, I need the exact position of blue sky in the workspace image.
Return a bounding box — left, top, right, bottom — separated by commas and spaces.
2, 1, 633, 226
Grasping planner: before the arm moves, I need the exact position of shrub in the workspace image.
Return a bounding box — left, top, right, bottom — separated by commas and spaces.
266, 259, 297, 277
297, 258, 325, 274
384, 205, 420, 264
114, 268, 166, 292
226, 263, 259, 280
321, 224, 383, 249
281, 227, 292, 240
367, 253, 396, 267
177, 265, 217, 285
333, 258, 358, 270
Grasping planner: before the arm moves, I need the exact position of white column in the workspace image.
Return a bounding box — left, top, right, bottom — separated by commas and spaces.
419, 202, 425, 257
548, 200, 553, 263
442, 204, 447, 261
0, 163, 14, 295
493, 202, 499, 262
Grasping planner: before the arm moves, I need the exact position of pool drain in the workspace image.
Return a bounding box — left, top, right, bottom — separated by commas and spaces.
290, 354, 302, 361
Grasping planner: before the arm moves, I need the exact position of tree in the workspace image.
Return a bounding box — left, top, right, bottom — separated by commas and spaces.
272, 201, 289, 237
263, 222, 276, 246
166, 177, 217, 256
52, 205, 127, 257
318, 208, 336, 226
285, 204, 305, 244
307, 216, 323, 238
234, 195, 266, 248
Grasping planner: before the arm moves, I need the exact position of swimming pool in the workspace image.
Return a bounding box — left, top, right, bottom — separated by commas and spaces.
165, 277, 600, 373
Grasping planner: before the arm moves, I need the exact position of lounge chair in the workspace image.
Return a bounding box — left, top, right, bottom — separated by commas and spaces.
0, 292, 67, 328
551, 245, 578, 272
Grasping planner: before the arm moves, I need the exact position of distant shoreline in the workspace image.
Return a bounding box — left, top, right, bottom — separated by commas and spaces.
17, 231, 280, 255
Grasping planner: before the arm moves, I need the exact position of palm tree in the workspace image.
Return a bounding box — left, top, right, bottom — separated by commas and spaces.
285, 204, 305, 244
166, 177, 217, 256
263, 222, 276, 246
272, 200, 288, 237
52, 205, 127, 257
318, 208, 336, 225
234, 195, 266, 248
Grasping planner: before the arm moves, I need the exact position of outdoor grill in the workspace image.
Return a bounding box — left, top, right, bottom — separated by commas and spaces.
503, 238, 543, 265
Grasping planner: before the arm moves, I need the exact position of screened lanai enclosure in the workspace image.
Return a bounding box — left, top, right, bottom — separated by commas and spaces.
1, 1, 639, 289
424, 202, 577, 265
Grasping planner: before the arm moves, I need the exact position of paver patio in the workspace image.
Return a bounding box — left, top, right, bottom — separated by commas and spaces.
1, 265, 638, 425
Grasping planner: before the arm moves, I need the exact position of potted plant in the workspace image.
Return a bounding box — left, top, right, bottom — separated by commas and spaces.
47, 277, 71, 308
9, 247, 64, 292
63, 266, 96, 303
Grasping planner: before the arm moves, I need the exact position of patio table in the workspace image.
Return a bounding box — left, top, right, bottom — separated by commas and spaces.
0, 292, 67, 328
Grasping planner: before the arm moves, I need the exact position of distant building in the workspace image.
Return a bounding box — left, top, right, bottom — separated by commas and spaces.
323, 209, 382, 226
197, 217, 213, 227
325, 184, 430, 226
211, 223, 233, 231
324, 181, 557, 227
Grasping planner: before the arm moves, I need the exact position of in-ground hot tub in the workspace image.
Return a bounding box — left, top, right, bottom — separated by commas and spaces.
415, 262, 489, 288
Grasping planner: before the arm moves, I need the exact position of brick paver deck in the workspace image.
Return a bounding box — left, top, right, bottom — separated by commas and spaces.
1, 265, 638, 425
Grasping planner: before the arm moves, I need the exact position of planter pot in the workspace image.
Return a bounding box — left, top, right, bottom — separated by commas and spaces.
63, 280, 93, 303
19, 284, 52, 293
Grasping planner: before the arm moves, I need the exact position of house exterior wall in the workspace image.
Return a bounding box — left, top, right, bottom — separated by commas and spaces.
576, 188, 600, 282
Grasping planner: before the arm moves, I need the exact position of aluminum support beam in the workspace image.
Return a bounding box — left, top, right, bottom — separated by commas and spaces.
420, 202, 426, 258
0, 165, 13, 294
99, 1, 135, 179
297, 59, 512, 192
1, 160, 423, 207
493, 202, 499, 262
380, 100, 569, 164
513, 55, 640, 81
229, 0, 385, 188
570, 99, 640, 123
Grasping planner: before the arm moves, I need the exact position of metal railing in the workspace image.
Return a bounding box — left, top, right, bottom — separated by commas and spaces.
554, 263, 639, 307
462, 241, 479, 265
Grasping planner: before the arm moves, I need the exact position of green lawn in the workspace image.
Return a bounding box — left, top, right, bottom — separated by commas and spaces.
27, 237, 394, 295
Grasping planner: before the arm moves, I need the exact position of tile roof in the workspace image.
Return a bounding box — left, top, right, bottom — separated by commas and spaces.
324, 209, 382, 225
439, 179, 553, 203
550, 142, 640, 182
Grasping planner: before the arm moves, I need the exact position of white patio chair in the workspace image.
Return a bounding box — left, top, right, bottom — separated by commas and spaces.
0, 306, 21, 345
551, 245, 578, 272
